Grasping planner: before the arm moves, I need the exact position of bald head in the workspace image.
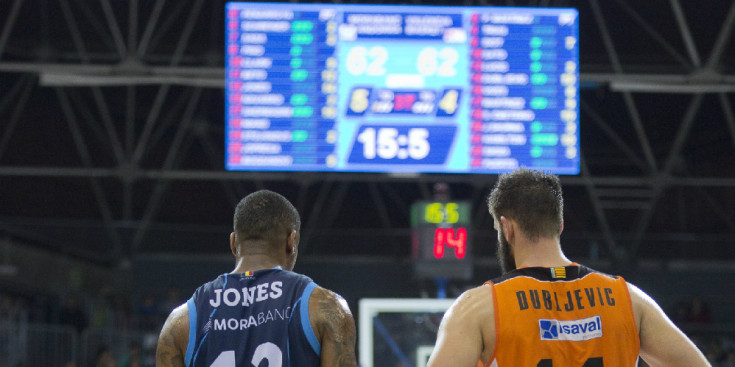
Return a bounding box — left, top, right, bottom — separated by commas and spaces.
233, 190, 301, 253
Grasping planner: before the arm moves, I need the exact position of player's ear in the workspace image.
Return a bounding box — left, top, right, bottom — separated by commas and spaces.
500, 216, 513, 242
559, 220, 564, 235
286, 230, 298, 255
230, 232, 238, 257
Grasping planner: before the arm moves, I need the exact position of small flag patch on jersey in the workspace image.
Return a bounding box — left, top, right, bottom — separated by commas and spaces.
244, 271, 253, 276
551, 267, 566, 279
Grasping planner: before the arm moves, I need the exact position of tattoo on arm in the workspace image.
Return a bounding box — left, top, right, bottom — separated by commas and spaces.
156, 306, 188, 367
313, 287, 358, 367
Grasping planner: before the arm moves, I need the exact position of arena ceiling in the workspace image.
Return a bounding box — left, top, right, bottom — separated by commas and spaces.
1, 0, 735, 267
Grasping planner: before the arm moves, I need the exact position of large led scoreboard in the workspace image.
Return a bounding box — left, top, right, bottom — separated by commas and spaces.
225, 3, 579, 174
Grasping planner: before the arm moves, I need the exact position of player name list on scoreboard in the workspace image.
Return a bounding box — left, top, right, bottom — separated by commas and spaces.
227, 8, 339, 168
467, 11, 578, 172
225, 4, 579, 174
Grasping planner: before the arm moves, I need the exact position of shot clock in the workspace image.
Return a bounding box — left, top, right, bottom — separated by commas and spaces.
225, 3, 580, 174
411, 200, 473, 279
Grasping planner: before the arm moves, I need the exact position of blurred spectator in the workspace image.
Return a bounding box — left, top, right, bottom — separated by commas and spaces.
673, 296, 713, 326
705, 339, 723, 364
64, 361, 77, 367
721, 351, 735, 367
160, 285, 182, 314
93, 346, 116, 367
117, 343, 142, 367
672, 301, 690, 324
137, 294, 158, 316
136, 294, 160, 330
688, 296, 712, 324
90, 287, 115, 328
29, 295, 50, 323
0, 294, 28, 325
59, 295, 88, 333
113, 294, 133, 330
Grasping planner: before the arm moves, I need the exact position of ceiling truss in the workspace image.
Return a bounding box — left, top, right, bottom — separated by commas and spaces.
1, 0, 734, 266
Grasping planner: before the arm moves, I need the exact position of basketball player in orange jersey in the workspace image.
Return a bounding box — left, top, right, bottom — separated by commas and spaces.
428, 168, 710, 367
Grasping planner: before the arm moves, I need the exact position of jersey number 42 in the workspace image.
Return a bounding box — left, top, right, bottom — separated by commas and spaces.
210, 343, 282, 367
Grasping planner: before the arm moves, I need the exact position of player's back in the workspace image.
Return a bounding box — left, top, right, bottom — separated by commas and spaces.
486, 264, 639, 367
184, 268, 320, 367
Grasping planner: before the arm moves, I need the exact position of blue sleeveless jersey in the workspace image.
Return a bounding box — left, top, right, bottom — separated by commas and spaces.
184, 268, 321, 367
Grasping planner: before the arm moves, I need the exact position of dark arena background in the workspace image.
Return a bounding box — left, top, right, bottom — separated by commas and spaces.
1, 0, 735, 366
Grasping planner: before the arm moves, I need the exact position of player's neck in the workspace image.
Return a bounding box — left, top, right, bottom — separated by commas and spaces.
513, 237, 571, 269
232, 254, 284, 274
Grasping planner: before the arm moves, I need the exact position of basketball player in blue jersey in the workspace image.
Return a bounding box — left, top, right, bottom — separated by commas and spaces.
156, 190, 357, 367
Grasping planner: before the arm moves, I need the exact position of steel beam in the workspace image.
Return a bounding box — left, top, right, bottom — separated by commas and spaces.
89, 87, 126, 164
580, 155, 621, 262
3, 166, 735, 188
197, 125, 243, 208
0, 0, 23, 59
368, 182, 392, 229
55, 88, 123, 259
59, 0, 91, 63
580, 99, 647, 171
629, 94, 705, 259
170, 0, 205, 67
669, 0, 701, 68
703, 1, 735, 71
74, 0, 118, 53
613, 0, 690, 68
136, 0, 166, 59
590, 0, 658, 174
128, 0, 139, 57
131, 88, 203, 250
301, 179, 336, 252
100, 0, 127, 59
720, 94, 735, 148
0, 77, 32, 161
698, 186, 735, 232
132, 85, 173, 164
3, 60, 735, 90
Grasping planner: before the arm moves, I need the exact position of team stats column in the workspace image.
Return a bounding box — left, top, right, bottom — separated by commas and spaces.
468, 10, 579, 173
226, 5, 339, 170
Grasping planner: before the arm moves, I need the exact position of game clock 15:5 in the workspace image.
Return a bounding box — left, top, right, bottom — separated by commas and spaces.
347, 125, 456, 165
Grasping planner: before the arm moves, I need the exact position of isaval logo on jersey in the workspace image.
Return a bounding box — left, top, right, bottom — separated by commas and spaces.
539, 315, 602, 341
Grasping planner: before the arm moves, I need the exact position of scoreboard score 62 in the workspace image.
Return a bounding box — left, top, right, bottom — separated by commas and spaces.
411, 200, 473, 279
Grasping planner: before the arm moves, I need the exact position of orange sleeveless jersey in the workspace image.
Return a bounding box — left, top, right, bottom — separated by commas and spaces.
484, 265, 639, 367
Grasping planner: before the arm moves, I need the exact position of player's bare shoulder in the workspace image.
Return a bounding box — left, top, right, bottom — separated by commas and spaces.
309, 286, 355, 343
308, 286, 358, 367
448, 283, 494, 322
429, 284, 495, 367
156, 303, 189, 367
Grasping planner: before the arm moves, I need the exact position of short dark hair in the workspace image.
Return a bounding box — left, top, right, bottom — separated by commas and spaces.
234, 190, 301, 242
486, 168, 563, 241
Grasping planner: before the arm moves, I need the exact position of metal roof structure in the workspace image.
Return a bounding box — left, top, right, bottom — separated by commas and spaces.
1, 0, 735, 267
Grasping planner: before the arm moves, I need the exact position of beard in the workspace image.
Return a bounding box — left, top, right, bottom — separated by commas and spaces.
497, 226, 516, 273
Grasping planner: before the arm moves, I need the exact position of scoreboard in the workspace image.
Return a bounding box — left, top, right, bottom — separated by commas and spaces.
225, 3, 579, 174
